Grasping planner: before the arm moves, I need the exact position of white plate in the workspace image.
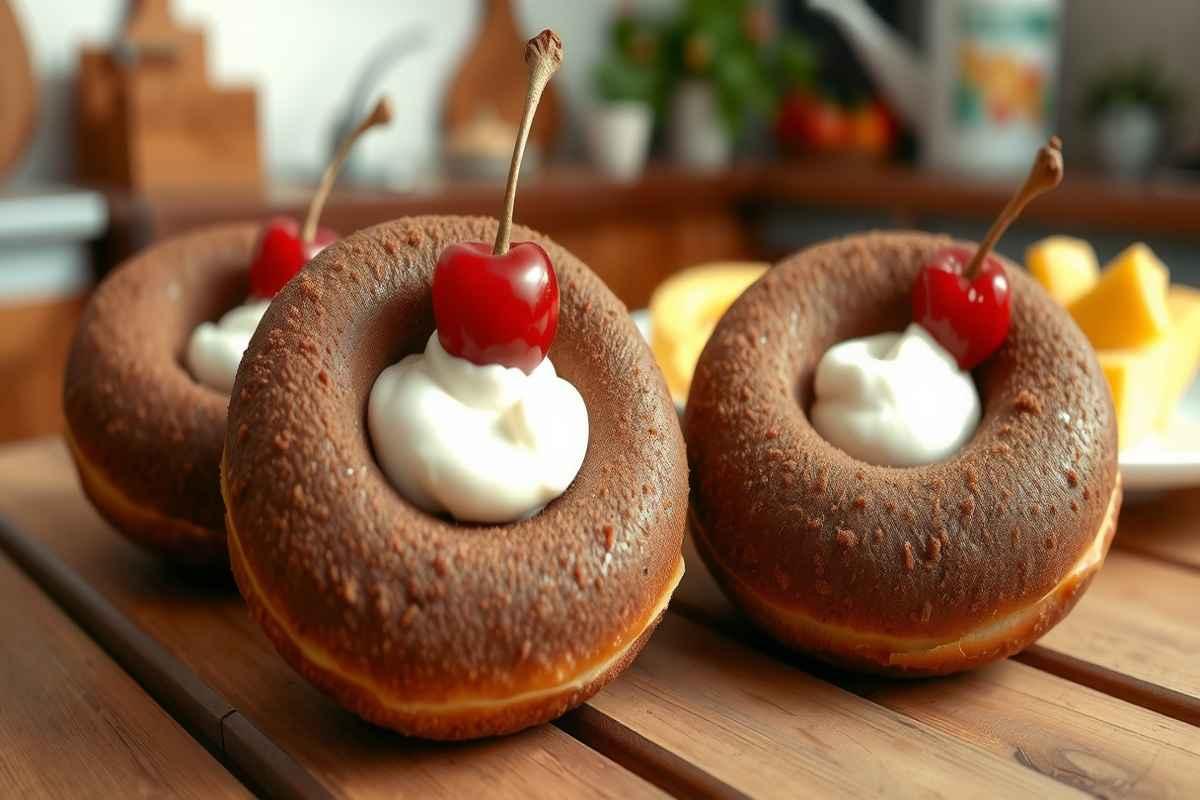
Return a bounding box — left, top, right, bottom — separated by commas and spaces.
633, 309, 1200, 492
1119, 393, 1200, 492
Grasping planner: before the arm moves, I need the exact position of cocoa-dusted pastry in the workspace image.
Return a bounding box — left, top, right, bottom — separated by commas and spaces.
63, 100, 392, 564
221, 32, 687, 739
687, 140, 1121, 675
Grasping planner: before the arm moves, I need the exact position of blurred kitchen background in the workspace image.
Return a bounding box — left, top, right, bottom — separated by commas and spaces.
3, 0, 1200, 442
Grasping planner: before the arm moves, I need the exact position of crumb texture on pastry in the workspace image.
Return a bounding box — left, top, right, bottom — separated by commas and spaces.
64, 224, 259, 556
686, 231, 1120, 651
222, 216, 688, 728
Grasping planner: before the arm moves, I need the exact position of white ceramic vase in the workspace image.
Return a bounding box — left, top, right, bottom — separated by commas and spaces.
1095, 105, 1161, 178
587, 102, 654, 182
668, 80, 732, 170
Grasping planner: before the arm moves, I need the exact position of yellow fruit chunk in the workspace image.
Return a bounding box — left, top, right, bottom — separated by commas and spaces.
1025, 236, 1098, 305
650, 262, 768, 403
1068, 243, 1170, 349
1098, 344, 1170, 449
1157, 286, 1200, 428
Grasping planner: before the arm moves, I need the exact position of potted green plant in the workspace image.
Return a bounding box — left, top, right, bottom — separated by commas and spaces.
1085, 59, 1177, 177
663, 0, 776, 169
588, 16, 663, 181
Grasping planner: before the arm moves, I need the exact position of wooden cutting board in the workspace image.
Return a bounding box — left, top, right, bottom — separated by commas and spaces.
0, 0, 36, 181
75, 0, 261, 191
443, 0, 562, 149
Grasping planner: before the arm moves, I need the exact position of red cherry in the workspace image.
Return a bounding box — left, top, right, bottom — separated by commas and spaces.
912, 246, 1012, 370
247, 216, 336, 299
432, 241, 559, 373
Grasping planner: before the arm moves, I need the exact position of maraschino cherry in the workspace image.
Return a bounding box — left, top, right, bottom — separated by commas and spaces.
913, 137, 1064, 370
433, 30, 564, 374
247, 98, 394, 299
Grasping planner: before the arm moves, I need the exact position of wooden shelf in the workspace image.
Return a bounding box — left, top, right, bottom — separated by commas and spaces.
105, 160, 1200, 247
94, 159, 1200, 312
755, 161, 1200, 234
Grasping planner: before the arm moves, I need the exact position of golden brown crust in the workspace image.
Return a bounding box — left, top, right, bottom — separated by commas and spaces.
692, 481, 1119, 676
230, 509, 681, 739
221, 216, 688, 737
685, 231, 1120, 659
63, 224, 260, 563
66, 429, 226, 564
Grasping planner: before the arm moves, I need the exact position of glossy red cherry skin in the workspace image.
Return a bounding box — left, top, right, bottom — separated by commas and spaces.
432, 241, 559, 374
912, 246, 1012, 370
248, 217, 337, 299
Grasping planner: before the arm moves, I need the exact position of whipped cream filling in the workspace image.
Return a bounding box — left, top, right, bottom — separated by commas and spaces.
811, 323, 980, 467
368, 333, 588, 523
186, 299, 270, 394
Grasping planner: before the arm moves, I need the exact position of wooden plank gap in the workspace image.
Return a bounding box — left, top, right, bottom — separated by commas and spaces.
0, 514, 231, 752
1016, 645, 1200, 728
556, 704, 752, 800
0, 513, 334, 798
221, 711, 335, 800
676, 576, 1200, 732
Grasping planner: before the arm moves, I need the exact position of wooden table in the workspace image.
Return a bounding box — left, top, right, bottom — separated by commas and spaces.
1, 437, 1198, 798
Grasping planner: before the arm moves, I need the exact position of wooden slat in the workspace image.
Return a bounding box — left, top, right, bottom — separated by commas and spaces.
589, 613, 1079, 798
1113, 491, 1200, 571
7, 436, 1200, 796
0, 440, 665, 800
671, 536, 1200, 798
0, 517, 331, 800
679, 520, 1200, 724
1029, 550, 1200, 723
0, 552, 250, 799
557, 706, 751, 800
851, 661, 1200, 798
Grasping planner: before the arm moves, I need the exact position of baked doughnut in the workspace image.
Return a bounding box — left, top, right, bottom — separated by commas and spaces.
221, 216, 687, 739
62, 100, 393, 564
64, 224, 259, 564
686, 231, 1120, 676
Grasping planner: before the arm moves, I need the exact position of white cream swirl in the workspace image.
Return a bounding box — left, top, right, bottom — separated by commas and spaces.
368, 334, 589, 523
186, 300, 270, 394
810, 323, 980, 467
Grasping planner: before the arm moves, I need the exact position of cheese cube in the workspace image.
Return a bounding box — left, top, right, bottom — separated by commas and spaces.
650, 262, 768, 402
1098, 344, 1170, 449
1157, 286, 1200, 428
1026, 236, 1099, 305
1069, 243, 1170, 350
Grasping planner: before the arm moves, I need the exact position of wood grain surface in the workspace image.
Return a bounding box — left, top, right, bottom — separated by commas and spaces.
1, 438, 1199, 799
0, 440, 665, 800
1033, 551, 1200, 710
0, 0, 35, 180
0, 296, 84, 443
674, 535, 1200, 799
0, 552, 249, 798
590, 614, 1077, 798
1114, 491, 1200, 571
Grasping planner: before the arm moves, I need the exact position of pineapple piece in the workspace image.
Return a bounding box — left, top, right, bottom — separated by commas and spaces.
1068, 243, 1170, 350
1157, 286, 1200, 428
1026, 235, 1099, 305
1098, 343, 1170, 449
650, 262, 768, 403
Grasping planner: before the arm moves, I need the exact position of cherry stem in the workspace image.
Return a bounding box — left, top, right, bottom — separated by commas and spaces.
494, 30, 563, 256
301, 97, 394, 247
964, 136, 1064, 279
